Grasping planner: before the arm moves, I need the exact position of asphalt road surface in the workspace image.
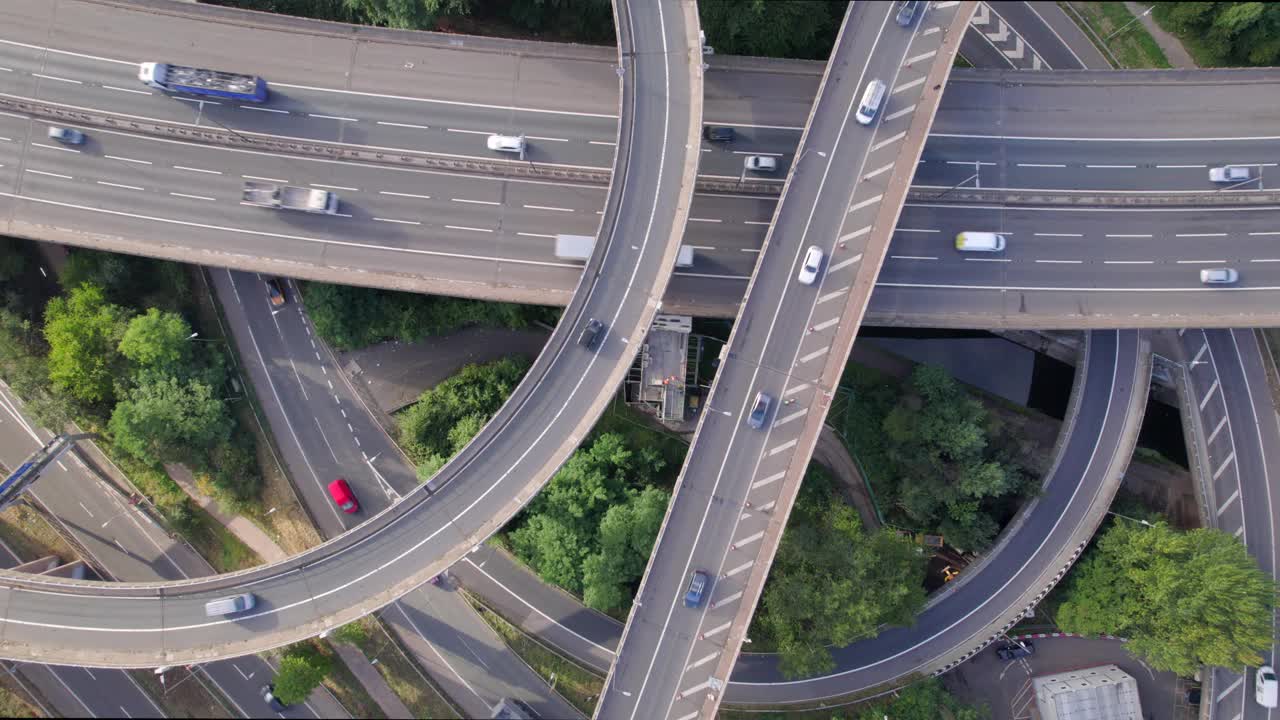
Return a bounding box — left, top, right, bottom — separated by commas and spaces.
598, 3, 967, 717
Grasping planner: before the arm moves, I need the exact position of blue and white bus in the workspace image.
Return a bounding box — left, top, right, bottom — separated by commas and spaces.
137, 62, 268, 103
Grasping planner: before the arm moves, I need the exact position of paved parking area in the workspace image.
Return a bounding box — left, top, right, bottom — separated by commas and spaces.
942, 635, 1189, 720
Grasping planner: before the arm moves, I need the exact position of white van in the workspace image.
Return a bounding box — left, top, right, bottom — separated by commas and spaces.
855, 79, 887, 125
1258, 666, 1278, 708
955, 232, 1007, 252
204, 593, 256, 617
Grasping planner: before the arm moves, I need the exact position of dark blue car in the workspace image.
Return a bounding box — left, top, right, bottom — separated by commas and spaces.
684, 570, 710, 608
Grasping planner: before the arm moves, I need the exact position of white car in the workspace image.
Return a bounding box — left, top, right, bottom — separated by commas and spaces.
1200, 267, 1239, 285
1258, 666, 1278, 708
797, 245, 824, 285
1209, 165, 1252, 183
744, 155, 778, 172
486, 134, 525, 154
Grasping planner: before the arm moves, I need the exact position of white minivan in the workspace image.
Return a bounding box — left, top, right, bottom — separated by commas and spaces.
1257, 665, 1278, 708
855, 79, 887, 125
955, 232, 1007, 252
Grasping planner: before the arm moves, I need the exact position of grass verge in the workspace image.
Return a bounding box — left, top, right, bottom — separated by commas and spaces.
0, 502, 75, 562
131, 668, 233, 719
316, 641, 386, 720
464, 591, 602, 716
338, 617, 460, 719
0, 672, 41, 718
1061, 2, 1171, 68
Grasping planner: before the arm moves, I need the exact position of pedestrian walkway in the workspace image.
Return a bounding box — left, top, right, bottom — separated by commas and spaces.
1123, 2, 1197, 68
332, 643, 413, 719
166, 463, 283, 563
167, 463, 413, 719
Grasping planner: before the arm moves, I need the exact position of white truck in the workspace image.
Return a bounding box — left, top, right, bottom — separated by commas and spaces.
241, 182, 340, 214
554, 234, 694, 267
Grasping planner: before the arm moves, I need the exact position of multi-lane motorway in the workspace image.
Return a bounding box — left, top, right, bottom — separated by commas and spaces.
4, 3, 1280, 325
0, 0, 1276, 717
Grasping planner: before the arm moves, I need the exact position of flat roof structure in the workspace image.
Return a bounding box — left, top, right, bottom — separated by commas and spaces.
1033, 664, 1143, 720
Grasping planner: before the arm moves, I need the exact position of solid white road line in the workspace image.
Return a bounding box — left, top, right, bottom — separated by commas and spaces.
376, 121, 430, 129
170, 192, 215, 201
104, 155, 152, 165
307, 114, 358, 122
311, 183, 358, 191
32, 73, 81, 84
173, 165, 222, 175
379, 191, 432, 200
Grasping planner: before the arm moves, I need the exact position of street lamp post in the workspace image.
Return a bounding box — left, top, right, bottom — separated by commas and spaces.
1107, 510, 1154, 527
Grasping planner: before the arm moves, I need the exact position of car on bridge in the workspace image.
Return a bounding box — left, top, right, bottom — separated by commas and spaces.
1200, 267, 1239, 285
47, 126, 85, 145
743, 155, 777, 173
747, 392, 773, 429
797, 246, 824, 285
703, 126, 735, 143
684, 570, 710, 608
1209, 165, 1252, 183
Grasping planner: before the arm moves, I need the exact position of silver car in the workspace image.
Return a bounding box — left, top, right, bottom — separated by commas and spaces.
797, 246, 824, 285
47, 126, 85, 145
744, 155, 778, 173
486, 134, 525, 154
1200, 267, 1239, 285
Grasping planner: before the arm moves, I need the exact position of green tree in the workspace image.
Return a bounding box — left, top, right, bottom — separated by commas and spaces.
509, 433, 665, 594
880, 364, 1030, 550
341, 0, 472, 28
1055, 521, 1277, 676
762, 496, 927, 679
854, 678, 988, 720
272, 643, 333, 706
1153, 2, 1280, 66
582, 485, 670, 612
699, 0, 845, 60
108, 375, 232, 464
118, 308, 194, 378
43, 284, 132, 404
397, 356, 530, 462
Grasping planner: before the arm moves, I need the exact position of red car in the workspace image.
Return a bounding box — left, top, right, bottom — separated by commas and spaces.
327, 478, 359, 513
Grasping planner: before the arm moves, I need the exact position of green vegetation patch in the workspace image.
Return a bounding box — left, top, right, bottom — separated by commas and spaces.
0, 245, 262, 569
397, 355, 531, 480
1053, 520, 1277, 675
208, 0, 848, 59
1152, 2, 1280, 67
747, 467, 927, 679
301, 282, 556, 352
335, 617, 460, 719
839, 363, 1037, 552
1064, 2, 1171, 68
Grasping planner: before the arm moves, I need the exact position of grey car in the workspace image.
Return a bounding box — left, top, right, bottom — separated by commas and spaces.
896, 0, 922, 26
747, 392, 773, 429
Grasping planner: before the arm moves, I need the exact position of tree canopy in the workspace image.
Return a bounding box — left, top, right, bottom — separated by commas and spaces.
1055, 521, 1277, 676
758, 469, 927, 679
118, 308, 194, 379
272, 642, 333, 705
397, 356, 531, 479
848, 364, 1033, 551
1154, 2, 1280, 66
43, 283, 131, 405
509, 432, 667, 608
699, 0, 846, 60
852, 678, 988, 720
302, 281, 554, 351
108, 375, 232, 466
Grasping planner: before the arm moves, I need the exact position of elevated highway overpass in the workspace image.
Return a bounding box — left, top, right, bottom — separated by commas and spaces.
599, 4, 974, 717
0, 0, 705, 667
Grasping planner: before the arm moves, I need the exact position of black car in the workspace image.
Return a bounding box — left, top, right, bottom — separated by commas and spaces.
578, 318, 605, 350
265, 277, 287, 307
995, 640, 1034, 661
703, 125, 735, 143
896, 0, 922, 27
261, 683, 287, 711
